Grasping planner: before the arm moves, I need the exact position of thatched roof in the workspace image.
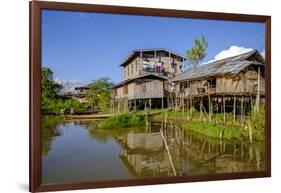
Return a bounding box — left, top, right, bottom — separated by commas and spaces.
112, 73, 168, 88
171, 49, 264, 82
120, 48, 186, 67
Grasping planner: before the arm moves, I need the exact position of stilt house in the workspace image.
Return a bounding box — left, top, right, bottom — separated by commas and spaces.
170, 49, 265, 122
112, 48, 186, 111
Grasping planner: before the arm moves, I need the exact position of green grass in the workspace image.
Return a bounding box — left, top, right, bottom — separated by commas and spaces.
181, 120, 248, 140
151, 108, 264, 142
98, 112, 146, 129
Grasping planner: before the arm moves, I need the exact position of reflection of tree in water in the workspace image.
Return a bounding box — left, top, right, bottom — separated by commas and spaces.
41, 116, 63, 155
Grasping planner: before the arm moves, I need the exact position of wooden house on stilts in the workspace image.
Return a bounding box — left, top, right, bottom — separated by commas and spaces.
170, 49, 265, 123
111, 48, 186, 112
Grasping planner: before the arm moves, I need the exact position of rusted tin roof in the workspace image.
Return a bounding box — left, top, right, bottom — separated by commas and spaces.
171, 50, 264, 82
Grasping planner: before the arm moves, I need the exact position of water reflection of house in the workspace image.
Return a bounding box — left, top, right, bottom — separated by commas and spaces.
112, 49, 186, 111
117, 131, 174, 177
117, 123, 265, 177
126, 132, 163, 151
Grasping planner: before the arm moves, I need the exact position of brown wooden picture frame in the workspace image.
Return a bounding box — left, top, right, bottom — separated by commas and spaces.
30, 1, 271, 192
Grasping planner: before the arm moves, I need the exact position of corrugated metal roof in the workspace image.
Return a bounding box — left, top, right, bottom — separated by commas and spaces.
112, 73, 168, 88
120, 48, 186, 67
171, 50, 264, 82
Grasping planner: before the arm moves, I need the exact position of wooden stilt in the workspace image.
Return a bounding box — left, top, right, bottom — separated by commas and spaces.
161, 97, 164, 109
167, 94, 170, 109
200, 97, 203, 121
182, 98, 184, 115
134, 99, 136, 111
144, 99, 147, 111
241, 96, 244, 123
223, 95, 226, 124
256, 66, 261, 112
233, 96, 236, 124
112, 99, 115, 115
208, 94, 212, 121
149, 98, 152, 111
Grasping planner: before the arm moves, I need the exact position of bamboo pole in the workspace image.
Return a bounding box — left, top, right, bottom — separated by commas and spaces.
160, 129, 177, 176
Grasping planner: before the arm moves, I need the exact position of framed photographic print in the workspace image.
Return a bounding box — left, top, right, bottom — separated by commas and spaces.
30, 1, 271, 192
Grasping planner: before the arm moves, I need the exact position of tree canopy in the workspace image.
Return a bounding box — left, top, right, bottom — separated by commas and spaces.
186, 35, 208, 67
41, 67, 62, 100
86, 77, 114, 112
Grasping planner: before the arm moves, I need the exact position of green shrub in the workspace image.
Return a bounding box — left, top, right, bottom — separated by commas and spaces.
99, 113, 145, 129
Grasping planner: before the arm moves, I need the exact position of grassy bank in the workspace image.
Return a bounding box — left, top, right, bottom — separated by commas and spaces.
98, 112, 146, 129
153, 107, 265, 142
181, 121, 247, 140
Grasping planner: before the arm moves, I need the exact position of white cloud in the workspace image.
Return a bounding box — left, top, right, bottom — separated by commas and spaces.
261, 49, 265, 58
214, 45, 254, 60
204, 45, 254, 65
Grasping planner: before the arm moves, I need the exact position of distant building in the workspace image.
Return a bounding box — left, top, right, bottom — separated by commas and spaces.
73, 86, 90, 104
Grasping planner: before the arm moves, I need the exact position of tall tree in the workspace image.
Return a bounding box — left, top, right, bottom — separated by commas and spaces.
186, 35, 208, 67
86, 77, 114, 112
41, 67, 63, 114
41, 67, 62, 99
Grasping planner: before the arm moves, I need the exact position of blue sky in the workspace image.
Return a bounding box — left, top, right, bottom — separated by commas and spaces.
42, 10, 265, 85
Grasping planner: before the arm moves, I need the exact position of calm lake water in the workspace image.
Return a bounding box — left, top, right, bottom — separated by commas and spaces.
42, 116, 265, 184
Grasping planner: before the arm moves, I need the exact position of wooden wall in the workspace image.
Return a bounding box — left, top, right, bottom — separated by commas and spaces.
113, 79, 164, 99
132, 79, 164, 99
176, 67, 265, 97
124, 56, 183, 80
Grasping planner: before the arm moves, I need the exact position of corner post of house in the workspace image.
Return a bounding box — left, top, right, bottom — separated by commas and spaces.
161, 97, 164, 110
169, 51, 171, 65
139, 51, 143, 75
149, 98, 152, 111
154, 49, 157, 66
208, 82, 211, 122
256, 66, 261, 112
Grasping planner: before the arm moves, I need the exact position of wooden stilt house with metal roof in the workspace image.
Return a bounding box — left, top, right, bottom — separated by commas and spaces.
112, 48, 186, 112
170, 49, 265, 123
